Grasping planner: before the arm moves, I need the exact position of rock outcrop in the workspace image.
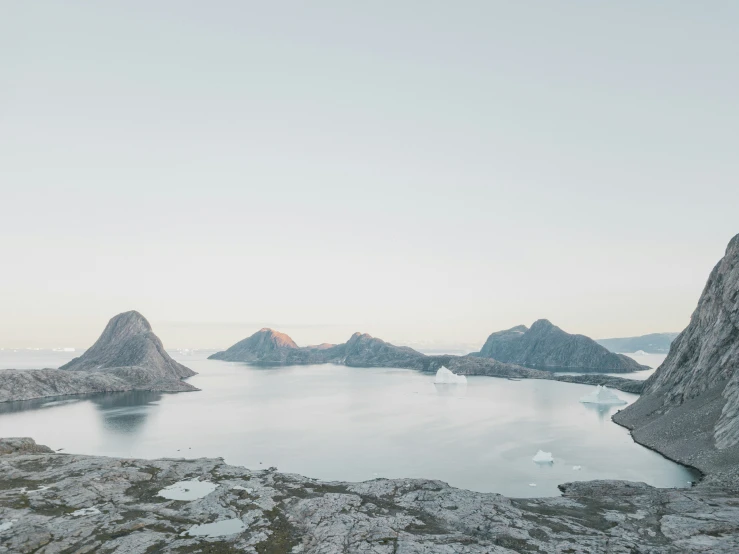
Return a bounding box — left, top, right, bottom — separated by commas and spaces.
0, 312, 197, 403
614, 233, 739, 474
597, 332, 679, 354
475, 320, 647, 373
208, 328, 301, 363
1, 438, 737, 553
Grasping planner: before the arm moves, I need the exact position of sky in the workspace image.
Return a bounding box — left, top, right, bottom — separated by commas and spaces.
1, 1, 738, 350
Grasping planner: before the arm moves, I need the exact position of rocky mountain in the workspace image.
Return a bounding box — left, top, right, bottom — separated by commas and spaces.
0, 311, 197, 403
208, 328, 301, 363
614, 233, 739, 474
61, 310, 195, 380
475, 319, 648, 373
597, 332, 679, 354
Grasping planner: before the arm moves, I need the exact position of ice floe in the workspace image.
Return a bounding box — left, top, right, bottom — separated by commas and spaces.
579, 385, 627, 405
573, 465, 582, 471
157, 479, 218, 501
184, 518, 246, 537
434, 366, 467, 384
532, 450, 554, 464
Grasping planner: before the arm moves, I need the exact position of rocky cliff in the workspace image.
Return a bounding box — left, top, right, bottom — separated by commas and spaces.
0, 311, 197, 403
614, 233, 739, 474
475, 320, 647, 373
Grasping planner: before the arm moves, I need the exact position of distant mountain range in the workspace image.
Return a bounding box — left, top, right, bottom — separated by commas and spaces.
596, 333, 679, 354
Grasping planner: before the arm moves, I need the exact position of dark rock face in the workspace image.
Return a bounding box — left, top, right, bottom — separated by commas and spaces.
614, 234, 739, 473
0, 311, 197, 403
597, 332, 679, 354
475, 320, 647, 373
61, 311, 195, 380
2, 438, 737, 552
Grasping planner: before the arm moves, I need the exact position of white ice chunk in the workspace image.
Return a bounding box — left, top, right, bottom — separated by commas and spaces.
634, 350, 648, 356
572, 465, 582, 471
434, 366, 467, 384
528, 483, 537, 487
184, 518, 246, 537
579, 385, 627, 405
157, 479, 218, 501
71, 507, 101, 517
532, 450, 554, 463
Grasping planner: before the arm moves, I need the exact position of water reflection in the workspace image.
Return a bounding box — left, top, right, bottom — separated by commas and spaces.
433, 383, 467, 397
89, 391, 163, 435
581, 402, 620, 422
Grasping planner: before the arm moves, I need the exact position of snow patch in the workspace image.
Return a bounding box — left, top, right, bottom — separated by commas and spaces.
71, 507, 101, 517
157, 479, 218, 501
579, 385, 627, 405
434, 366, 467, 384
0, 520, 16, 533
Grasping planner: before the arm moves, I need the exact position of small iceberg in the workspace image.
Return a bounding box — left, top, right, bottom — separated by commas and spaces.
184, 518, 246, 537
157, 479, 218, 501
434, 366, 467, 384
572, 465, 582, 471
532, 450, 554, 464
634, 350, 648, 356
579, 385, 627, 405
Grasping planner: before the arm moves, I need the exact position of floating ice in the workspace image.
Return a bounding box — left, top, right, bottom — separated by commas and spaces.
184, 518, 246, 537
634, 350, 648, 356
579, 385, 627, 405
157, 479, 218, 501
528, 483, 537, 487
434, 366, 467, 384
573, 465, 582, 471
0, 520, 15, 533
71, 507, 101, 517
532, 450, 554, 464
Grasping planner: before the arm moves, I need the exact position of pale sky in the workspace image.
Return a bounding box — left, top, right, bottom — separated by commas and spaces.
2, 2, 738, 350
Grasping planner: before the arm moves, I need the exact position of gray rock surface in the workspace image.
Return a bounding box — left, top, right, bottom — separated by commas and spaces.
614, 233, 739, 473
0, 312, 197, 403
597, 333, 680, 354
475, 320, 648, 373
1, 438, 737, 553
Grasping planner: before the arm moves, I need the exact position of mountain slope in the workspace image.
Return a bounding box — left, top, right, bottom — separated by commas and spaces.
614, 233, 739, 474
208, 328, 301, 363
475, 320, 647, 373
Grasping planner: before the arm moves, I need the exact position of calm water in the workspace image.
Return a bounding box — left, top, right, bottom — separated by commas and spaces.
0, 350, 696, 497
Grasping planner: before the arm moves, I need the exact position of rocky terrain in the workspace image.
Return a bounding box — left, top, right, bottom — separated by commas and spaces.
597, 333, 679, 355
475, 320, 647, 373
210, 329, 643, 393
1, 437, 738, 553
0, 312, 197, 403
614, 233, 739, 475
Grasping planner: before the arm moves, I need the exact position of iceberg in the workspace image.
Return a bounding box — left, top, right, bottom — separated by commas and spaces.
532, 450, 554, 463
579, 385, 627, 405
434, 366, 467, 384
572, 465, 582, 471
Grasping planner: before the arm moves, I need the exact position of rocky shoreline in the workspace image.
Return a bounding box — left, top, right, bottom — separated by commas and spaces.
1, 437, 738, 553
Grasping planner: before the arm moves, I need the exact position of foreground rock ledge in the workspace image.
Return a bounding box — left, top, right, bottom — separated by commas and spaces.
1, 439, 738, 553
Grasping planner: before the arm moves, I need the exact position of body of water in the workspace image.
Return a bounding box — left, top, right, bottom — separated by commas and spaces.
0, 350, 696, 497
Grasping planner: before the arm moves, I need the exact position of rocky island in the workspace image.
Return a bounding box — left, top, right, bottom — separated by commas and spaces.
0, 311, 197, 403
474, 320, 648, 373
211, 329, 645, 393
597, 333, 679, 355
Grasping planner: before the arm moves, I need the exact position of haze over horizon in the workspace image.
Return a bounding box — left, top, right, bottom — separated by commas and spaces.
2, 2, 738, 349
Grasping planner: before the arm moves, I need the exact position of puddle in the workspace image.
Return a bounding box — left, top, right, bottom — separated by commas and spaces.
158, 479, 218, 500
184, 518, 246, 537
